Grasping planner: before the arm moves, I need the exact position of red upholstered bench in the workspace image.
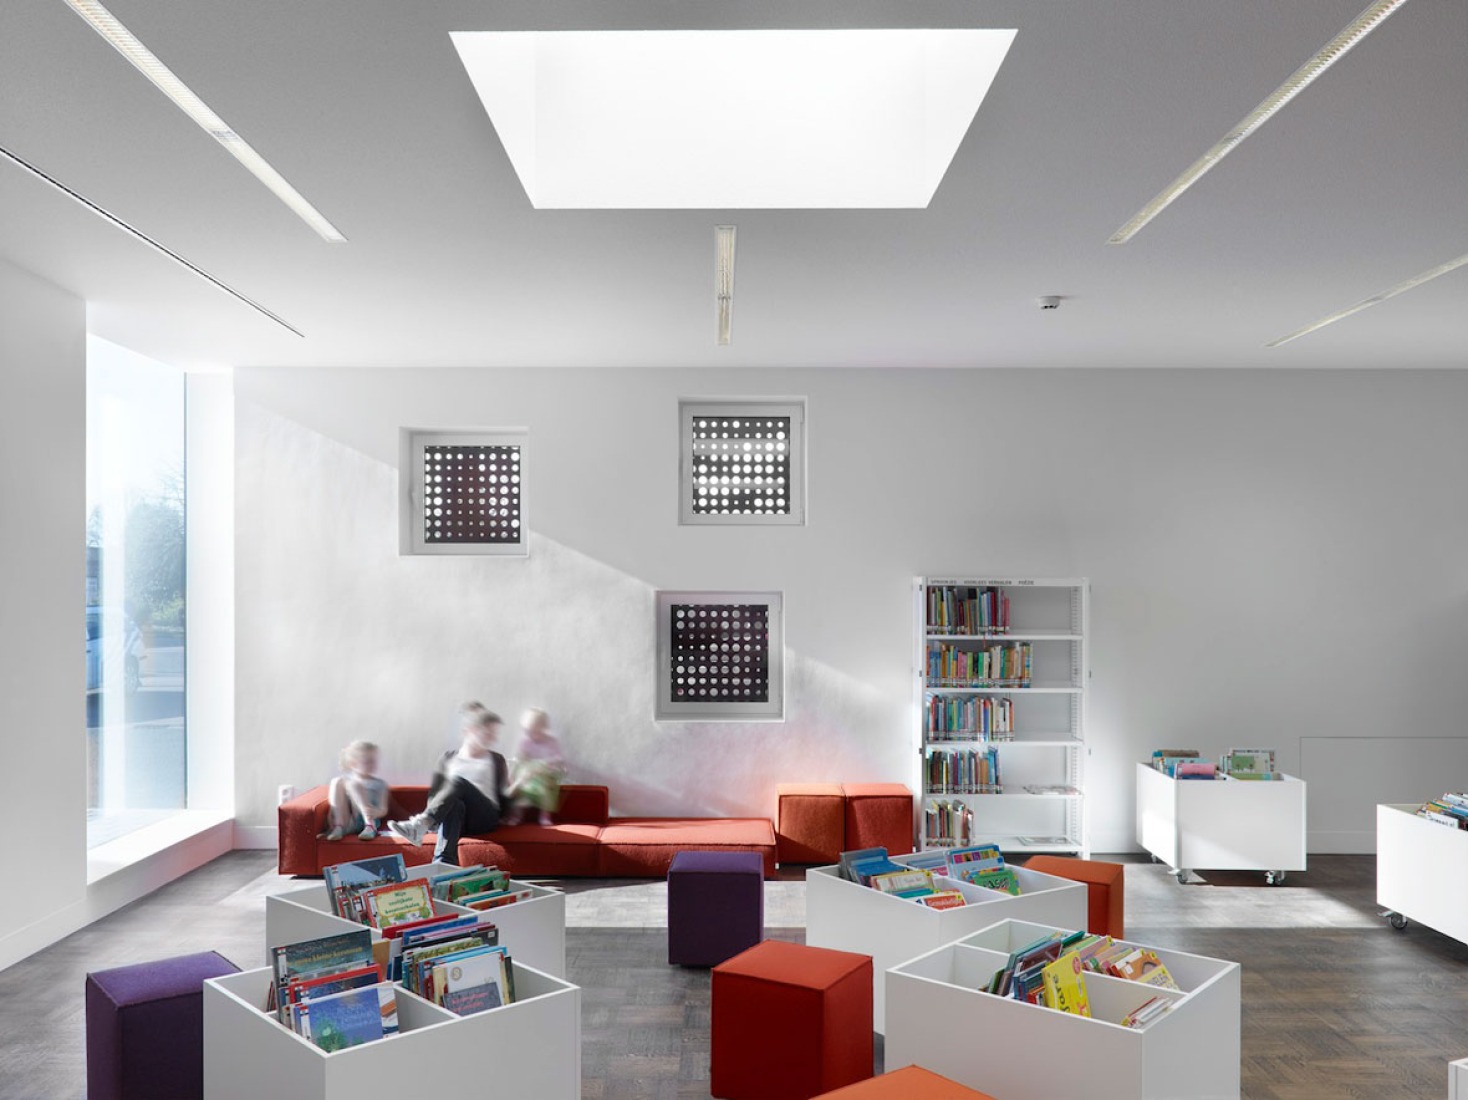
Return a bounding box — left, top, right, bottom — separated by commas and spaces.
814, 1066, 998, 1099
1023, 855, 1126, 938
712, 940, 873, 1100
841, 783, 914, 855
777, 783, 846, 865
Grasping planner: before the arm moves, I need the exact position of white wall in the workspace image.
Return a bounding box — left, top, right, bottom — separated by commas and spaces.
235, 367, 1468, 853
0, 256, 88, 967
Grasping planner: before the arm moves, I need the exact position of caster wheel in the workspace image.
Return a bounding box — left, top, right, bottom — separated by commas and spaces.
1265, 871, 1285, 886
1388, 912, 1408, 931
1175, 869, 1188, 885
1150, 853, 1160, 863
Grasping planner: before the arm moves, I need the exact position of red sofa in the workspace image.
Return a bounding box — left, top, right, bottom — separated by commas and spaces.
277, 784, 777, 879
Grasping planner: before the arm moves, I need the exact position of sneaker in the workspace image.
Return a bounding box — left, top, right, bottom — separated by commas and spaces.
501, 808, 523, 827
538, 811, 554, 827
387, 816, 427, 846
358, 825, 378, 841
319, 826, 346, 842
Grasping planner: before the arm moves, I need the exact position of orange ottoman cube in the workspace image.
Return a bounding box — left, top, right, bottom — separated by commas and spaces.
815, 1065, 998, 1099
841, 784, 914, 856
1023, 855, 1126, 938
711, 940, 873, 1100
777, 784, 846, 865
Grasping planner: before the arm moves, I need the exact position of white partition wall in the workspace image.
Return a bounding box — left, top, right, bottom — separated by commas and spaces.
265, 863, 566, 978
204, 964, 580, 1100
886, 919, 1241, 1100
804, 864, 1086, 1033
1135, 764, 1306, 884
1377, 804, 1468, 944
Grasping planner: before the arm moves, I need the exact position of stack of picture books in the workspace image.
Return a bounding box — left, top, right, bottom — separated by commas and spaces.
945, 843, 1020, 895
1149, 749, 1216, 779
399, 925, 517, 1017
925, 585, 1010, 636
324, 856, 534, 928
269, 929, 397, 1052
1220, 748, 1280, 780
981, 928, 1179, 1028
1417, 792, 1468, 830
428, 865, 536, 911
835, 843, 1021, 905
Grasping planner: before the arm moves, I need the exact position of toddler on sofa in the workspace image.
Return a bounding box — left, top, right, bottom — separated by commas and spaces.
507, 708, 566, 826
320, 739, 390, 841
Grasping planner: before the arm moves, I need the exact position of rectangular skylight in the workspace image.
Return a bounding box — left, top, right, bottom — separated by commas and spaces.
450, 29, 1017, 209
63, 0, 346, 242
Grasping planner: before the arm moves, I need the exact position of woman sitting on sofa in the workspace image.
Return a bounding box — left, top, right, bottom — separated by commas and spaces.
388, 701, 509, 865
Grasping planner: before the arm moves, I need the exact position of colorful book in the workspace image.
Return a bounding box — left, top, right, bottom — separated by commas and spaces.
917, 890, 967, 910
438, 946, 513, 1014
1121, 994, 1173, 1028
1041, 951, 1091, 1017
282, 964, 382, 1017
838, 847, 889, 883
363, 882, 435, 929
869, 869, 936, 898
446, 871, 510, 903
322, 855, 407, 920
295, 984, 397, 1052
270, 930, 374, 1021
966, 866, 1021, 896
1107, 948, 1180, 990
463, 889, 535, 911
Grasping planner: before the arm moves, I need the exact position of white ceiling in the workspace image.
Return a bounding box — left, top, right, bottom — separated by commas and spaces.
0, 0, 1464, 370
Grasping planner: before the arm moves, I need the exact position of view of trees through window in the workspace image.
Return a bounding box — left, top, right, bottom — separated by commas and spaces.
86, 337, 187, 848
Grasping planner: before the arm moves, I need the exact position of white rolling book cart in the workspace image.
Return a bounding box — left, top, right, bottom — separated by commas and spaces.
204, 962, 580, 1100
804, 861, 1087, 1034
1135, 763, 1306, 885
266, 862, 567, 977
1377, 803, 1468, 941
885, 918, 1241, 1100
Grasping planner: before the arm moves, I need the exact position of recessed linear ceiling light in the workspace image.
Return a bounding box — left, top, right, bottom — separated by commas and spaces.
1267, 250, 1468, 348
0, 142, 302, 336
715, 226, 736, 346
61, 0, 346, 242
451, 29, 1017, 209
1108, 0, 1411, 244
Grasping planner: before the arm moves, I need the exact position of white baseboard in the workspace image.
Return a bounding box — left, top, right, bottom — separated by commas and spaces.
233, 824, 279, 850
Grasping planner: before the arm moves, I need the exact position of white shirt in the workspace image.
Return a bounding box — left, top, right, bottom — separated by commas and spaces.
448, 749, 500, 803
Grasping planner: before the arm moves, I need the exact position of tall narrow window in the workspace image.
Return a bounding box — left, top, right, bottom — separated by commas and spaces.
86, 337, 187, 848
401, 430, 528, 555
680, 400, 806, 525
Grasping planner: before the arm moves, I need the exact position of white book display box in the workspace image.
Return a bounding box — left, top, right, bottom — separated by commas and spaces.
266, 862, 566, 978
1450, 1056, 1468, 1100
886, 918, 1241, 1100
1377, 803, 1468, 944
1135, 763, 1306, 885
804, 862, 1086, 1033
204, 962, 580, 1100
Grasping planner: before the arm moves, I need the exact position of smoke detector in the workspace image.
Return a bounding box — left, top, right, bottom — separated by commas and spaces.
1037, 295, 1060, 310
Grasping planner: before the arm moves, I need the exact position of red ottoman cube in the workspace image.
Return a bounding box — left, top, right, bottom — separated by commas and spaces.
777, 783, 846, 865
712, 940, 873, 1100
842, 784, 914, 856
86, 951, 240, 1100
1023, 855, 1126, 938
815, 1065, 999, 1098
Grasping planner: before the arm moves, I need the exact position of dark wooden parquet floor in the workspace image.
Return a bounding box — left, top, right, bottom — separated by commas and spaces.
0, 851, 1462, 1098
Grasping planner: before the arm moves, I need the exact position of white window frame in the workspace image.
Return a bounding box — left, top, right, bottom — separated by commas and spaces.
679, 398, 806, 526
655, 590, 785, 721
399, 428, 528, 556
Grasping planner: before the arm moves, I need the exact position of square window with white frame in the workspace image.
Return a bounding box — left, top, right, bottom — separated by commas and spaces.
400, 429, 527, 555
655, 591, 784, 721
680, 400, 805, 525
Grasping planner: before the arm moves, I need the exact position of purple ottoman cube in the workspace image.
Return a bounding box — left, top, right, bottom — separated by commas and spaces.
668, 850, 765, 967
86, 950, 239, 1100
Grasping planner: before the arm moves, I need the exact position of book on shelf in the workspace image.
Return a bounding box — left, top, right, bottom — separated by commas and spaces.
926, 696, 1014, 740
925, 585, 1010, 636
924, 800, 975, 846
445, 869, 511, 903
984, 928, 1184, 1021
280, 963, 383, 1022
440, 948, 514, 1016
323, 854, 408, 922
926, 746, 1002, 794
926, 642, 1032, 687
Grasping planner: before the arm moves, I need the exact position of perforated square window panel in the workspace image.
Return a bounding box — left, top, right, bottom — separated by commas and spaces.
680, 400, 805, 526
655, 591, 784, 720
422, 444, 521, 544
401, 429, 528, 556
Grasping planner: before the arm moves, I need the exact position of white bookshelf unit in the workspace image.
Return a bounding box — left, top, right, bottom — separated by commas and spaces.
265, 863, 567, 978
805, 861, 1087, 1034
1377, 803, 1468, 943
886, 918, 1241, 1100
204, 962, 580, 1100
1135, 764, 1306, 885
915, 577, 1089, 855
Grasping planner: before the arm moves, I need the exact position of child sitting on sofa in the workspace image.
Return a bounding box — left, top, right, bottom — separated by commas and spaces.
388, 702, 509, 865
319, 740, 390, 841
505, 707, 567, 826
